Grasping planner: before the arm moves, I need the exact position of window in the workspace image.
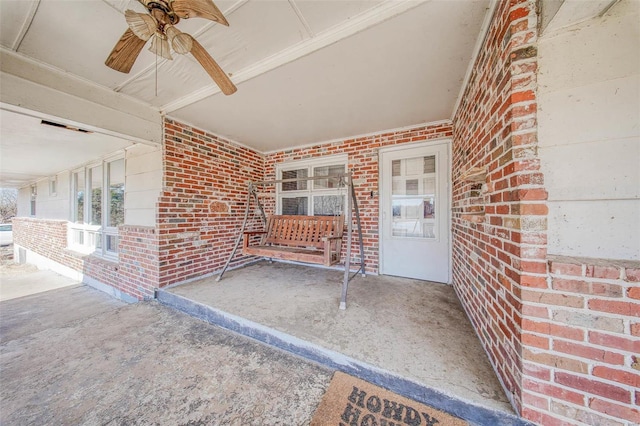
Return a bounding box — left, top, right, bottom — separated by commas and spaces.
30, 185, 37, 216
69, 157, 125, 258
276, 155, 348, 216
49, 177, 57, 197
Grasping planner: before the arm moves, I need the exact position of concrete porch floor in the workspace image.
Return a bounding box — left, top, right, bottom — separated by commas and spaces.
163, 261, 514, 415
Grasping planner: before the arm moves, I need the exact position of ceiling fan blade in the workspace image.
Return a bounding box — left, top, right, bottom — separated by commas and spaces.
171, 0, 229, 26
188, 36, 237, 95
105, 28, 147, 73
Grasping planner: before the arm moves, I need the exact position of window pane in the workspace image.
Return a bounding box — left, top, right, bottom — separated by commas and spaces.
313, 195, 344, 216
50, 178, 57, 196
74, 171, 85, 223
424, 156, 436, 174
392, 160, 401, 177
405, 179, 419, 195
106, 234, 118, 253
29, 185, 37, 216
313, 164, 345, 189
90, 165, 102, 226
73, 229, 84, 245
282, 197, 308, 215
108, 159, 125, 227
281, 169, 307, 191
88, 231, 101, 250
405, 157, 423, 175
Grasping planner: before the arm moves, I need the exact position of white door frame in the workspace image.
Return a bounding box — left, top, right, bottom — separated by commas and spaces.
378, 138, 452, 283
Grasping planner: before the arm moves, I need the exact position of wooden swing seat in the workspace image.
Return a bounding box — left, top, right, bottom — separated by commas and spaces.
243, 215, 344, 266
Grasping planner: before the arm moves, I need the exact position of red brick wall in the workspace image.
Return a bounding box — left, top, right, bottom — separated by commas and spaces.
264, 123, 453, 272
159, 118, 264, 287
451, 0, 543, 414
452, 1, 639, 425
12, 218, 83, 271
12, 218, 159, 299
117, 225, 159, 299
522, 256, 640, 425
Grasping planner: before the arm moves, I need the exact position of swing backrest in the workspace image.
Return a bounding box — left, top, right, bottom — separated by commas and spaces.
264, 215, 344, 249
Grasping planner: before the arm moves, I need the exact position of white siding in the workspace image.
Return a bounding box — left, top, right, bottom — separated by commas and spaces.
36, 172, 70, 220
538, 0, 640, 261
16, 171, 70, 219
125, 144, 162, 227
16, 186, 30, 217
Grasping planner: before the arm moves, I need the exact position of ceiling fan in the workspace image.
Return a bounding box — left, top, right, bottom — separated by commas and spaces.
105, 0, 237, 95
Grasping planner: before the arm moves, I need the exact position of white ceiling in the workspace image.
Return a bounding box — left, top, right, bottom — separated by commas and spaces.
0, 0, 492, 187
0, 109, 135, 187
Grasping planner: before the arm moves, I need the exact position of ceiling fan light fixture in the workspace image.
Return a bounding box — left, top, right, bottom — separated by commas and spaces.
149, 34, 173, 60
105, 0, 236, 95
166, 26, 192, 54
125, 10, 157, 41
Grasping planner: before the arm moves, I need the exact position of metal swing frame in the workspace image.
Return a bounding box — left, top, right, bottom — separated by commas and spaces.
216, 172, 366, 309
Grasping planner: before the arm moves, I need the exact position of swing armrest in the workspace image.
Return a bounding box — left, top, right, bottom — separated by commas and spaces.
323, 234, 342, 267
243, 230, 267, 249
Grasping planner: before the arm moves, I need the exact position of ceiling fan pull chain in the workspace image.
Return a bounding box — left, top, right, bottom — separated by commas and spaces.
155, 43, 158, 97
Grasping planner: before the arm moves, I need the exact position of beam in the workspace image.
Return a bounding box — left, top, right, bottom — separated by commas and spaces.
0, 48, 162, 145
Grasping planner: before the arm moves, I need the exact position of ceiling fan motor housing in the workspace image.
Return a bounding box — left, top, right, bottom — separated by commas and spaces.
141, 0, 180, 24
108, 0, 237, 95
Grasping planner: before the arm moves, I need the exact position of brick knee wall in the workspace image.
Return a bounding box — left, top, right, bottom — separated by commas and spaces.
12, 218, 158, 300
117, 225, 159, 299
12, 218, 83, 271
521, 255, 640, 425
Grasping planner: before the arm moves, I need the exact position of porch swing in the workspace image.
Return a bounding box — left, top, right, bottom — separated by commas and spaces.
216, 172, 366, 309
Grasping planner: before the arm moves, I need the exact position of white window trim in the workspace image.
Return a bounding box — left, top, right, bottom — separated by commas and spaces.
69, 155, 125, 260
49, 177, 58, 197
275, 154, 348, 216
29, 185, 37, 216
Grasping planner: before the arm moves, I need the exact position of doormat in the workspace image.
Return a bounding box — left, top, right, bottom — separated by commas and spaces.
311, 371, 468, 426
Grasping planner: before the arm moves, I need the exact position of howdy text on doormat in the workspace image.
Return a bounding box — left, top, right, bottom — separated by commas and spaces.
311, 372, 468, 426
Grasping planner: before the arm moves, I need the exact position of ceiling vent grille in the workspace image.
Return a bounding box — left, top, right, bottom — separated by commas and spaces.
40, 120, 92, 134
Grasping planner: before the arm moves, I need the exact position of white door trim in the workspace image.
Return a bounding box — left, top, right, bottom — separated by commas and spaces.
378, 138, 452, 283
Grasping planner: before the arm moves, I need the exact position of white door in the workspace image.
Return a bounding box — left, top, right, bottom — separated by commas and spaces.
380, 142, 450, 282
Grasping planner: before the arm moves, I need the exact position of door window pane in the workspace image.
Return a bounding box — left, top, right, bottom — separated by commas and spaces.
108, 159, 125, 227
406, 179, 419, 195
391, 155, 437, 239
424, 156, 436, 173
392, 160, 401, 177
313, 195, 344, 216
282, 197, 308, 215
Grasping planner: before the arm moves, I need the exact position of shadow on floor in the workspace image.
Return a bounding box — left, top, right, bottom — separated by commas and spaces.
0, 285, 331, 424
